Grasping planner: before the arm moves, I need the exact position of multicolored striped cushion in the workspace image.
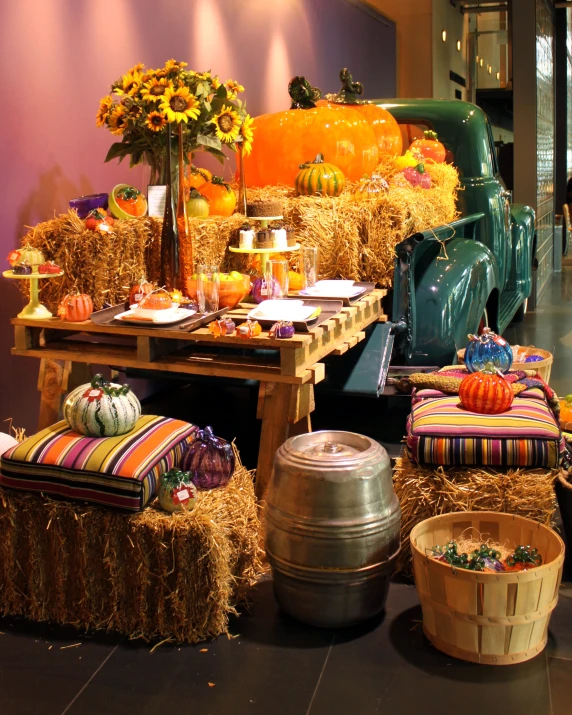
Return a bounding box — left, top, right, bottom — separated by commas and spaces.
0, 416, 196, 511
407, 395, 562, 467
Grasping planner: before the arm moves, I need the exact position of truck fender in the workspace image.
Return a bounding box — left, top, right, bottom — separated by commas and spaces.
408, 238, 499, 366
509, 203, 535, 299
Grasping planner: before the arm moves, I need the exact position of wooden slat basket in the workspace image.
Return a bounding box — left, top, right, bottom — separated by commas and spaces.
411, 511, 564, 665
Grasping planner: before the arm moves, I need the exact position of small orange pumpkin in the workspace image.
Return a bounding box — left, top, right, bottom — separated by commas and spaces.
200, 177, 237, 216
409, 130, 446, 164
184, 165, 212, 195
459, 365, 514, 414
288, 271, 304, 291
58, 292, 93, 322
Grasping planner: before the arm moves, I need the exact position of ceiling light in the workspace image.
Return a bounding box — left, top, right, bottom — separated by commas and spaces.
496, 72, 500, 80
480, 58, 484, 67
488, 65, 492, 74
442, 30, 447, 42
457, 40, 461, 51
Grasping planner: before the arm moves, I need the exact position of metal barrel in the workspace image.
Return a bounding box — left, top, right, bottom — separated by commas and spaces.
265, 430, 401, 628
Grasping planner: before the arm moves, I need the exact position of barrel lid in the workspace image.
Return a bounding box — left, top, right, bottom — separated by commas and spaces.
287, 430, 383, 463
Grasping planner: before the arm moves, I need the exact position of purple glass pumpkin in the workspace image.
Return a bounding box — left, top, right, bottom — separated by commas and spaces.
180, 426, 235, 490
252, 276, 280, 303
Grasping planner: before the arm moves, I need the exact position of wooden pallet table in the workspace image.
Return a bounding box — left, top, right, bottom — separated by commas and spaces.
10, 289, 387, 498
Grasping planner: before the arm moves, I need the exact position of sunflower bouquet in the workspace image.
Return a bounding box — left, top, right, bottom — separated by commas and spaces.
96, 59, 253, 183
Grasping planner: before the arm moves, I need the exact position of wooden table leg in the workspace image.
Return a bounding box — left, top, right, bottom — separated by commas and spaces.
256, 382, 314, 500
37, 359, 92, 431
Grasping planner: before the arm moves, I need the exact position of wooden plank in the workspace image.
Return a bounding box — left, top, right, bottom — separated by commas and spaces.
256, 382, 291, 499
14, 325, 41, 350
288, 383, 315, 423
137, 336, 185, 362
37, 359, 65, 430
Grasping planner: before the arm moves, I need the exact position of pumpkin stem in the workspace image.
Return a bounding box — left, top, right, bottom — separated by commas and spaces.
288, 76, 322, 109
312, 154, 325, 164
211, 175, 231, 192
188, 188, 209, 201
330, 67, 365, 105
424, 130, 439, 141
415, 163, 425, 174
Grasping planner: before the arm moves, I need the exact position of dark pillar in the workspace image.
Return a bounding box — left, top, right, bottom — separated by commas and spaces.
555, 8, 568, 214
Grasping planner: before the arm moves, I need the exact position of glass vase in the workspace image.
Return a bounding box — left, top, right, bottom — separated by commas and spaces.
160, 125, 180, 291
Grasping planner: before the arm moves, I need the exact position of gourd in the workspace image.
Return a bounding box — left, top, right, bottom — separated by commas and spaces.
199, 177, 236, 216
180, 426, 235, 490
409, 130, 446, 164
184, 165, 212, 192
295, 154, 345, 197
353, 172, 389, 198
63, 373, 141, 437
186, 188, 210, 218
242, 76, 379, 187
158, 468, 198, 513
58, 291, 93, 321
139, 288, 172, 311
8, 245, 45, 268
319, 68, 403, 159
465, 328, 513, 373
129, 277, 154, 305
459, 364, 514, 415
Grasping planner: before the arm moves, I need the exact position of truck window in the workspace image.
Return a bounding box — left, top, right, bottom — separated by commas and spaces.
485, 119, 500, 177
399, 122, 455, 165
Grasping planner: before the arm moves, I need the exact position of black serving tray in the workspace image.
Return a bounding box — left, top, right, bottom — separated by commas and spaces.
90, 304, 229, 331
293, 281, 375, 306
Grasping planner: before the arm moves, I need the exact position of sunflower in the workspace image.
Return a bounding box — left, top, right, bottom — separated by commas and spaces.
240, 114, 255, 155
140, 77, 171, 102
165, 58, 188, 73
160, 85, 200, 123
108, 106, 129, 135
224, 79, 245, 99
95, 95, 114, 128
211, 76, 221, 91
145, 111, 168, 132
128, 62, 145, 75
211, 106, 241, 143
114, 69, 143, 96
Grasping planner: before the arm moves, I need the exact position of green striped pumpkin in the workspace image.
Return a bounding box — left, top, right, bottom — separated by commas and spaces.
63, 374, 141, 437
295, 154, 346, 197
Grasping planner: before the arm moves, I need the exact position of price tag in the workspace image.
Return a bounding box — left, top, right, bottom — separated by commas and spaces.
88, 390, 101, 398
173, 488, 191, 504
147, 185, 167, 218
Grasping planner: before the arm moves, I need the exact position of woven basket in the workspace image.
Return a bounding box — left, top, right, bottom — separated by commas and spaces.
457, 346, 553, 383
411, 511, 564, 665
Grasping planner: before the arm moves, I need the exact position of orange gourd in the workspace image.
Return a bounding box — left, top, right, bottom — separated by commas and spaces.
459, 365, 514, 415
243, 76, 378, 187
184, 166, 212, 192
200, 177, 237, 216
409, 130, 446, 164
58, 292, 93, 322
129, 277, 154, 306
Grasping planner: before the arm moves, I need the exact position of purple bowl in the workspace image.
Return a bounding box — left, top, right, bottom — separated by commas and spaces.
69, 193, 109, 219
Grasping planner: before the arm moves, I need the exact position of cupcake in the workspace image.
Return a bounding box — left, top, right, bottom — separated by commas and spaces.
239, 223, 255, 249
256, 230, 273, 248
286, 226, 296, 247
271, 224, 287, 250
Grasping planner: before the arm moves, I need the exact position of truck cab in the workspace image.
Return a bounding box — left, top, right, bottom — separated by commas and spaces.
380, 99, 535, 368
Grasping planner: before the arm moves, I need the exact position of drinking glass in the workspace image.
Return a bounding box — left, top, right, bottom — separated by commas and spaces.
196, 264, 220, 313
265, 258, 289, 299
300, 246, 318, 290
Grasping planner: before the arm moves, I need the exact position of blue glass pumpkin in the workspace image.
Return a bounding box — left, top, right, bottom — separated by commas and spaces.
464, 328, 513, 374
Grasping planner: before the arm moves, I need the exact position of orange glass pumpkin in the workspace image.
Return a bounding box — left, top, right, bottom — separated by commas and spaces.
129, 278, 154, 306
459, 366, 514, 415
410, 130, 446, 164
139, 288, 172, 311
243, 77, 378, 187
58, 292, 93, 322
200, 177, 237, 216
184, 166, 212, 195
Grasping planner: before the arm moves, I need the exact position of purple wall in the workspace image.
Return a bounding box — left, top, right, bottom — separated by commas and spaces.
0, 0, 395, 433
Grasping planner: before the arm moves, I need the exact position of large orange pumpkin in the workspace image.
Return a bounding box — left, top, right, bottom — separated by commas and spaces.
243, 77, 378, 187
200, 177, 237, 216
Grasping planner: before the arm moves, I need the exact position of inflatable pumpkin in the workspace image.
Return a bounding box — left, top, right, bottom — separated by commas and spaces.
243, 76, 379, 187
318, 69, 402, 160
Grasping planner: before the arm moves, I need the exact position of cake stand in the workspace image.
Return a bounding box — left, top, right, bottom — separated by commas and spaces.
3, 270, 64, 319
228, 216, 299, 275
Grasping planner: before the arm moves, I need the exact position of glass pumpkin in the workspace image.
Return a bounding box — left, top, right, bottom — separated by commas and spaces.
199, 177, 236, 216
464, 328, 513, 374
459, 365, 514, 415
158, 468, 198, 513
243, 77, 379, 187
180, 426, 235, 490
58, 292, 93, 321
295, 154, 346, 197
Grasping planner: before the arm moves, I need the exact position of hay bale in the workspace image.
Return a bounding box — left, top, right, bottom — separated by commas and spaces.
393, 453, 558, 576
0, 459, 264, 643
20, 163, 459, 310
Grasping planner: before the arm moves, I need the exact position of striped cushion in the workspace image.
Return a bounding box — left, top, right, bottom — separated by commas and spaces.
0, 416, 196, 511
407, 395, 561, 467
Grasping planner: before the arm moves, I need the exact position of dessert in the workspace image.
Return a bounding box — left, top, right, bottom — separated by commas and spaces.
13, 261, 32, 275
271, 225, 287, 249
38, 261, 62, 274
139, 289, 172, 311
286, 226, 296, 247
256, 230, 273, 248
239, 223, 255, 249
246, 198, 283, 218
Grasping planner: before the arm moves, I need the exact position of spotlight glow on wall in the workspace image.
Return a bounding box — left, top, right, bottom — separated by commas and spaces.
479, 58, 484, 67
456, 40, 461, 51
488, 65, 492, 74
496, 72, 500, 80
442, 30, 447, 42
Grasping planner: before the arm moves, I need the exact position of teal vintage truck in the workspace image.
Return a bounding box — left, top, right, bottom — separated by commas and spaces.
324, 99, 535, 394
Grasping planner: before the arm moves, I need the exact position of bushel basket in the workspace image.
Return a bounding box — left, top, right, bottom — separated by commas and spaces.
411, 511, 564, 665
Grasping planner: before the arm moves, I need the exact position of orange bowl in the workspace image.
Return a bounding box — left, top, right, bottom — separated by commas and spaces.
185, 273, 251, 309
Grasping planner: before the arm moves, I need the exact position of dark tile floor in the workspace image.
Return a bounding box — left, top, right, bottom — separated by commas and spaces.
1, 270, 571, 715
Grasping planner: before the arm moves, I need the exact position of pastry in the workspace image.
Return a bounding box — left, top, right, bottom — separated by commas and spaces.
239, 223, 255, 249
286, 227, 296, 247
246, 198, 283, 218
38, 261, 62, 275
256, 230, 273, 248
13, 262, 32, 275
271, 226, 287, 249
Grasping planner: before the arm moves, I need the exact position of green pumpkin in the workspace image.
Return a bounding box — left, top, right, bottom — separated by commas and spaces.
63, 374, 141, 437
295, 154, 346, 197
186, 188, 209, 218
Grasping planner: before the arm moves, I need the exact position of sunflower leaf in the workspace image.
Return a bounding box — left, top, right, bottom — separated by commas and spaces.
196, 134, 222, 150
104, 142, 132, 163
